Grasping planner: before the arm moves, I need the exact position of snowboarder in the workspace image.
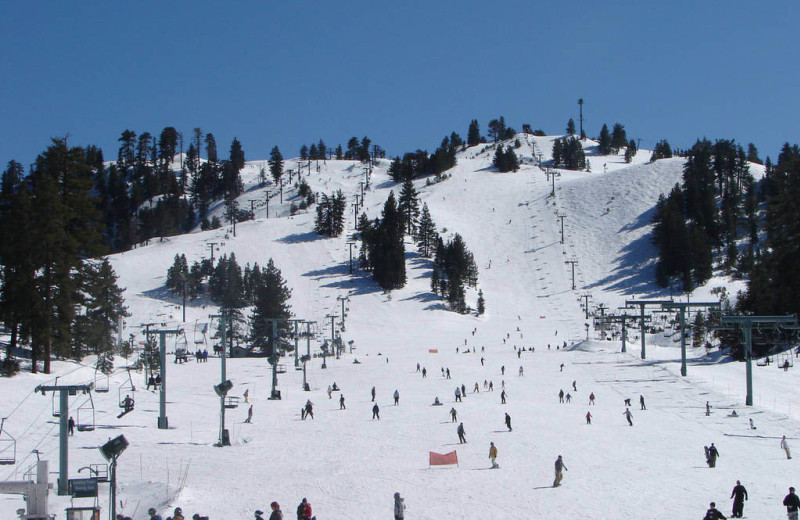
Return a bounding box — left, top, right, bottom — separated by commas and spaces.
68, 416, 75, 436
558, 389, 565, 403
304, 400, 314, 420
707, 443, 720, 468
501, 389, 507, 404
505, 412, 512, 431
703, 502, 727, 520
393, 389, 400, 405
782, 435, 792, 459
749, 418, 756, 430
624, 398, 632, 407
372, 403, 380, 420
457, 422, 466, 443
586, 411, 592, 424
340, 394, 346, 410
455, 387, 462, 402
245, 405, 253, 423
450, 407, 458, 422
393, 492, 406, 520
269, 502, 282, 520
553, 455, 567, 487
623, 408, 633, 426
730, 480, 748, 518
371, 386, 376, 402
784, 487, 800, 520
489, 442, 499, 468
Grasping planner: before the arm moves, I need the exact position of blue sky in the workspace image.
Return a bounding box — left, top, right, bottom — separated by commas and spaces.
1, 1, 796, 169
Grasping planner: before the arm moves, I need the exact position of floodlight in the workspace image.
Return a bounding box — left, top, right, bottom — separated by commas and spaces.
214, 380, 233, 397
99, 435, 128, 461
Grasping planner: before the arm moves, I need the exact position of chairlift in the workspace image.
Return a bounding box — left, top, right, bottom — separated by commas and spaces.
224, 396, 240, 409
118, 368, 136, 408
194, 321, 208, 346
76, 393, 96, 432
94, 369, 109, 393
0, 418, 16, 465
52, 377, 61, 417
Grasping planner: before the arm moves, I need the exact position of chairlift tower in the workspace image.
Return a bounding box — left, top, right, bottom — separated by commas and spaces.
625, 299, 675, 360
210, 312, 232, 445
662, 301, 721, 376
718, 315, 797, 406
302, 321, 316, 391
0, 459, 50, 519
144, 327, 183, 429
288, 319, 305, 368
33, 383, 93, 495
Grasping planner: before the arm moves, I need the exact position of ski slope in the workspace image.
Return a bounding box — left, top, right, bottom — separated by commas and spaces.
1, 139, 797, 520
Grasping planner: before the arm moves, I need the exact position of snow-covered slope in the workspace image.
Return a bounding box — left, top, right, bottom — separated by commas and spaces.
1, 141, 796, 520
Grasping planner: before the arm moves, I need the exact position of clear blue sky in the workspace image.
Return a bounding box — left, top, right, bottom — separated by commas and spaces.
1, 1, 796, 169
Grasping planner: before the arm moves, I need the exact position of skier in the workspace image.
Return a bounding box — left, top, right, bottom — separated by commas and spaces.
623, 408, 633, 426
589, 392, 596, 405
703, 502, 727, 520
501, 365, 505, 375
457, 422, 466, 443
560, 363, 564, 372
416, 363, 420, 372
422, 367, 427, 378
245, 405, 253, 423
501, 389, 507, 404
566, 393, 572, 403
558, 389, 565, 403
446, 368, 451, 379
706, 401, 712, 416
455, 387, 462, 402
296, 498, 311, 520
304, 400, 314, 419
243, 389, 249, 403
553, 455, 567, 487
749, 418, 756, 430
473, 382, 479, 393
783, 435, 793, 459
586, 411, 592, 425
640, 394, 646, 410
269, 502, 283, 520
489, 381, 494, 391
68, 416, 75, 436
393, 492, 406, 520
340, 394, 346, 410
371, 386, 376, 402
730, 480, 748, 518
572, 380, 577, 392
519, 366, 524, 376
450, 407, 458, 422
489, 442, 499, 468
784, 487, 800, 520
505, 412, 512, 432
372, 403, 380, 420
707, 443, 720, 468
394, 389, 400, 405
327, 385, 332, 399
480, 357, 485, 366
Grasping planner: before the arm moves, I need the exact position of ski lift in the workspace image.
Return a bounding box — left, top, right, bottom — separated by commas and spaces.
224, 396, 240, 409
0, 418, 16, 465
118, 368, 136, 408
194, 321, 208, 347
52, 377, 61, 417
94, 369, 109, 393
76, 393, 96, 432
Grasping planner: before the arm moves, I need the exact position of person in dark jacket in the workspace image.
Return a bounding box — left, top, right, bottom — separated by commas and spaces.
296, 498, 311, 520
505, 413, 512, 432
269, 502, 283, 520
784, 487, 800, 520
707, 443, 720, 468
553, 455, 567, 487
704, 502, 726, 520
254, 510, 265, 520
393, 492, 406, 520
730, 480, 748, 518
372, 403, 380, 420
457, 422, 466, 443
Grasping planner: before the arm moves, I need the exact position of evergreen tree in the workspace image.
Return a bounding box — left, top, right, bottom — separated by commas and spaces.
610, 123, 627, 153
746, 143, 762, 164
566, 119, 576, 135
651, 140, 673, 161
597, 124, 612, 155
157, 127, 179, 167
117, 130, 136, 172
72, 258, 129, 356
205, 133, 218, 164
624, 139, 637, 163
415, 203, 438, 258
249, 259, 293, 356
361, 192, 406, 290
398, 179, 420, 235
477, 289, 485, 315
467, 119, 481, 146
269, 146, 284, 184
314, 190, 347, 237
299, 145, 309, 160
229, 138, 245, 172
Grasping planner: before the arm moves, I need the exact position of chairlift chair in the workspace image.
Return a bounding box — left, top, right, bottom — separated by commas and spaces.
0, 418, 16, 465
224, 396, 240, 409
118, 368, 136, 408
76, 393, 96, 432
94, 369, 109, 393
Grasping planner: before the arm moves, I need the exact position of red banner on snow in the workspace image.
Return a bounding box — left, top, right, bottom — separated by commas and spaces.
428, 349, 438, 353
429, 450, 458, 466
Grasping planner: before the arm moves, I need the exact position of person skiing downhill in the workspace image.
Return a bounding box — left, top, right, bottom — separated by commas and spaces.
394, 389, 400, 405
703, 502, 727, 520
730, 480, 748, 518
623, 408, 633, 426
553, 455, 567, 487
450, 407, 458, 422
505, 413, 512, 432
782, 435, 793, 459
457, 422, 466, 443
586, 411, 592, 425
372, 403, 380, 420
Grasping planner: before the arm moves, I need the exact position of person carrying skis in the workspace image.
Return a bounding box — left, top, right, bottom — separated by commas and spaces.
457, 422, 466, 443
553, 455, 567, 487
784, 486, 800, 520
703, 502, 727, 520
489, 442, 498, 468
505, 413, 512, 432
782, 435, 792, 459
730, 480, 748, 518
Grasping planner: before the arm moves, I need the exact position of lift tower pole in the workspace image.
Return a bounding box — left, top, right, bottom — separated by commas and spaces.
625, 299, 674, 360
34, 383, 93, 495
145, 327, 183, 428
719, 315, 797, 406
662, 301, 721, 376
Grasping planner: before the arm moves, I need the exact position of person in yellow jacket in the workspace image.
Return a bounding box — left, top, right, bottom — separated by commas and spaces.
489, 442, 499, 468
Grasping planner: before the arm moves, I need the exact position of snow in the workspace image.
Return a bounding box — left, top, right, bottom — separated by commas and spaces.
1, 139, 797, 520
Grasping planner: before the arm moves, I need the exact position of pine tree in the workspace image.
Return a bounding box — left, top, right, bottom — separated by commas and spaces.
229, 138, 245, 172
249, 259, 292, 355
566, 119, 576, 135
415, 203, 438, 258
597, 124, 612, 155
205, 133, 218, 164
398, 179, 420, 235
362, 192, 406, 290
72, 258, 129, 356
269, 146, 284, 184
117, 130, 136, 172
467, 119, 481, 146
651, 140, 673, 161
746, 143, 762, 164
624, 139, 637, 163
610, 123, 627, 153
477, 289, 485, 315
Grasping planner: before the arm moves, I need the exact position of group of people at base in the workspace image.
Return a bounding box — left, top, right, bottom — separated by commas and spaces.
701, 484, 800, 520
146, 507, 207, 520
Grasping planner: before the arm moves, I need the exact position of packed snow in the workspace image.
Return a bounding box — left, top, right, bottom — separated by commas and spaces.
1, 138, 797, 520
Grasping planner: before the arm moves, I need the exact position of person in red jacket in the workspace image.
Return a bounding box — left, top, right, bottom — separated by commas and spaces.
296, 498, 311, 520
